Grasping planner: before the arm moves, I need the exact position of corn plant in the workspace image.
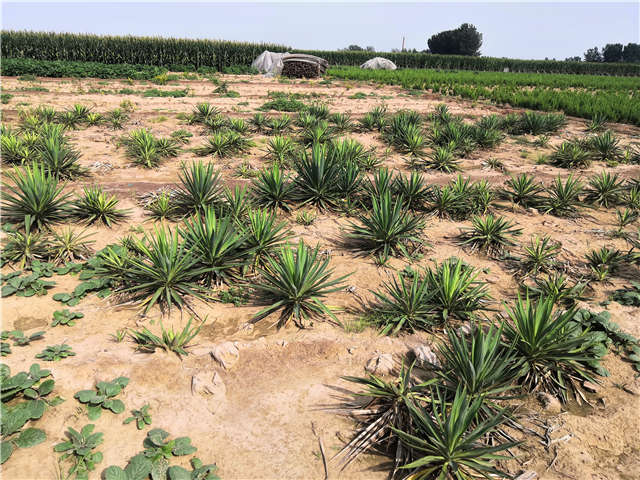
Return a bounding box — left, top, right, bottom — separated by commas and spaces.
251, 240, 348, 328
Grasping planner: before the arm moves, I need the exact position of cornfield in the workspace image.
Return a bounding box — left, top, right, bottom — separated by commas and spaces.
3, 30, 640, 76
0, 30, 289, 71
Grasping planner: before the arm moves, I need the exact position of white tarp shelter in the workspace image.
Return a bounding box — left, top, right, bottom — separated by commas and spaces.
252, 51, 289, 77
360, 57, 397, 70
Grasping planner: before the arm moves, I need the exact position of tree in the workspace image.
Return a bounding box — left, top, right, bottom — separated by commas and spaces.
365, 46, 375, 52
584, 47, 602, 62
602, 43, 624, 62
427, 23, 482, 56
622, 43, 640, 63
565, 56, 581, 62
346, 45, 364, 51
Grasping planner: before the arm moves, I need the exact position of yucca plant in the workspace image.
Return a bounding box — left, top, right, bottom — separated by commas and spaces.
460, 214, 522, 255
195, 131, 247, 158
359, 105, 387, 132
327, 138, 369, 165
520, 235, 560, 276
192, 102, 220, 123
392, 171, 430, 211
513, 111, 566, 135
541, 175, 586, 217
242, 208, 291, 269
365, 167, 394, 198
474, 114, 502, 131
180, 207, 247, 287
249, 112, 269, 133
123, 128, 161, 168
589, 131, 621, 163
37, 134, 87, 179
221, 185, 252, 221
107, 108, 128, 129
371, 271, 435, 335
71, 186, 129, 227
34, 105, 57, 122
174, 161, 222, 215
85, 113, 103, 126
348, 192, 424, 262
117, 226, 211, 315
585, 246, 625, 281
470, 180, 494, 215
471, 126, 503, 149
229, 118, 249, 135
266, 136, 297, 166
427, 144, 461, 172
306, 102, 330, 120
396, 387, 517, 480
70, 104, 92, 121
329, 112, 354, 133
17, 113, 41, 133
615, 208, 638, 235
550, 141, 592, 169
295, 111, 320, 130
56, 110, 81, 129
501, 173, 544, 209
292, 143, 343, 210
201, 114, 229, 133
424, 258, 492, 322
130, 317, 204, 358
584, 171, 625, 208
524, 273, 588, 306
1, 163, 72, 230
49, 227, 95, 264
145, 192, 178, 221
427, 185, 464, 219
267, 115, 292, 135
626, 185, 640, 211
1, 133, 35, 164
586, 114, 607, 133
301, 120, 334, 145
501, 295, 600, 402
432, 104, 453, 124
252, 240, 348, 328
251, 164, 294, 212
336, 363, 435, 475
438, 326, 519, 405
1, 215, 48, 268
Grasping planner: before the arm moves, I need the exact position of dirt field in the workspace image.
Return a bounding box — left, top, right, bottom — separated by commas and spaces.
1, 73, 640, 480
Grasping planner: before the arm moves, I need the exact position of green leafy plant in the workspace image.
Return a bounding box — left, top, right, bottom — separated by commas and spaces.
124, 404, 152, 430
72, 186, 129, 227
2, 215, 48, 268
589, 130, 621, 163
74, 377, 129, 420
35, 344, 75, 361
501, 295, 600, 402
584, 171, 625, 208
427, 144, 460, 172
49, 227, 95, 264
242, 208, 291, 268
585, 246, 625, 281
51, 309, 84, 327
292, 143, 343, 210
1, 271, 56, 298
612, 281, 640, 307
266, 135, 297, 167
54, 424, 103, 479
395, 387, 517, 480
336, 363, 434, 473
175, 161, 222, 215
550, 140, 592, 169
542, 175, 586, 217
1, 163, 71, 230
251, 164, 294, 212
252, 240, 348, 328
130, 317, 204, 357
524, 273, 588, 306
501, 173, 544, 209
459, 214, 522, 255
348, 192, 424, 262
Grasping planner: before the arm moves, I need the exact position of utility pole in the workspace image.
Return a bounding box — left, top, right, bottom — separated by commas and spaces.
401, 36, 405, 52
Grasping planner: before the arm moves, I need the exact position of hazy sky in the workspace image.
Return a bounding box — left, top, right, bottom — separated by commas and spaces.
2, 2, 639, 60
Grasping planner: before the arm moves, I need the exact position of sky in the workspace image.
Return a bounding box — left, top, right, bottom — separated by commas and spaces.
1, 1, 639, 60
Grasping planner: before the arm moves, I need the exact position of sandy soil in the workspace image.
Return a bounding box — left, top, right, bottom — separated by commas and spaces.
1, 73, 640, 480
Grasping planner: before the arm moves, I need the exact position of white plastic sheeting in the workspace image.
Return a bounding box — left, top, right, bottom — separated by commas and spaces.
252, 50, 289, 77
360, 57, 397, 70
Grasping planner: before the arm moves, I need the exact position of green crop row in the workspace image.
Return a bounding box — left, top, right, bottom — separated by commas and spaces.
3, 30, 640, 76
328, 66, 640, 125
1, 30, 289, 71
0, 58, 169, 79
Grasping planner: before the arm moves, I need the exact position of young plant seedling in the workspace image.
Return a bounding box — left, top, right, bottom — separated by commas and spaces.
123, 404, 152, 430
35, 344, 75, 362
52, 310, 84, 327
1, 273, 56, 298
54, 424, 103, 479
74, 377, 129, 420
